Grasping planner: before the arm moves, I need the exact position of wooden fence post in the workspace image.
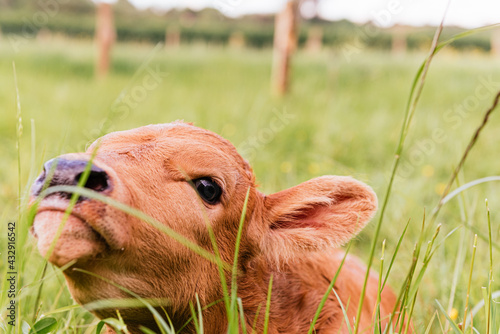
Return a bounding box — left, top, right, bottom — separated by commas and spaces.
165, 26, 180, 48
491, 29, 500, 56
305, 26, 322, 53
391, 25, 407, 56
271, 0, 299, 96
95, 2, 116, 79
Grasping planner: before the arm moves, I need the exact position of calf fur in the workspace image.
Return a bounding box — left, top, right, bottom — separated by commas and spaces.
30, 122, 399, 333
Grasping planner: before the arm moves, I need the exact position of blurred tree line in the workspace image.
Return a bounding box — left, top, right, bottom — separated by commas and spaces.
0, 0, 492, 52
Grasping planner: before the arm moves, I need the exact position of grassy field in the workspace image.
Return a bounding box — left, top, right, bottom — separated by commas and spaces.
1, 36, 500, 333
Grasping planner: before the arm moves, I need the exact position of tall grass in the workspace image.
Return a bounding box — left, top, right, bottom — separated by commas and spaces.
1, 29, 500, 333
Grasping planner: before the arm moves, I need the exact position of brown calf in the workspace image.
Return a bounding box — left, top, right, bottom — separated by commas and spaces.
31, 122, 398, 333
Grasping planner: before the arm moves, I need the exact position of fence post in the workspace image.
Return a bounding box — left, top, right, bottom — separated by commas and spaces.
392, 25, 407, 56
305, 26, 322, 53
491, 29, 500, 56
165, 26, 180, 48
95, 2, 116, 79
271, 0, 299, 96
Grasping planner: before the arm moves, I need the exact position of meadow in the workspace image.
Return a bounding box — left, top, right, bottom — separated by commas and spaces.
1, 36, 500, 333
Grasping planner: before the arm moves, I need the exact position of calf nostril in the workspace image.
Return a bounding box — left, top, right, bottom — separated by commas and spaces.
32, 158, 112, 198
76, 171, 109, 192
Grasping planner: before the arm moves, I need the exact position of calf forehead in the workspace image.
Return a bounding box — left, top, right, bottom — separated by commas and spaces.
89, 123, 237, 157
90, 123, 215, 148
87, 122, 254, 181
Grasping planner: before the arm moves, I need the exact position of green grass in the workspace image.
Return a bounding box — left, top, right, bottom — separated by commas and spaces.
1, 36, 500, 333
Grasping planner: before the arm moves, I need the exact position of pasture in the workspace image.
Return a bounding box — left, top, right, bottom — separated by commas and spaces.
1, 37, 500, 332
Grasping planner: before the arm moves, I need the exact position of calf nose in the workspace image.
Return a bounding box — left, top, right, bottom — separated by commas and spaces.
32, 158, 110, 198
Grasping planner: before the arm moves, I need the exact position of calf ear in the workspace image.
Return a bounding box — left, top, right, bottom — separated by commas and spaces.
261, 176, 377, 263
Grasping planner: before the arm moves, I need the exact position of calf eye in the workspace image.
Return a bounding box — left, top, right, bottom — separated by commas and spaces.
194, 178, 222, 204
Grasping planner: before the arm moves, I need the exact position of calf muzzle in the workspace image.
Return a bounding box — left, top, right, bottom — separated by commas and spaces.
32, 158, 111, 199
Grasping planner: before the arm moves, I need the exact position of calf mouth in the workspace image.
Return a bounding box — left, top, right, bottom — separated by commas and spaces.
31, 196, 115, 268
30, 155, 131, 268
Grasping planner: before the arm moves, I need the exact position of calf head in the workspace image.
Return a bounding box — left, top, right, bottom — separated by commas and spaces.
30, 122, 377, 331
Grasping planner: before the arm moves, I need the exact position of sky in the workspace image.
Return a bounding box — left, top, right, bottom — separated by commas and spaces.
121, 0, 500, 29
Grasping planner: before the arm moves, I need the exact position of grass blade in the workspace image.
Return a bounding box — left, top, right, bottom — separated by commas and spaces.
382, 219, 410, 290
376, 240, 386, 334
230, 188, 251, 330
74, 269, 174, 334
353, 4, 450, 330
32, 185, 231, 269
436, 299, 462, 334
263, 274, 273, 334
439, 176, 500, 208
332, 289, 352, 334
237, 298, 248, 334
307, 242, 352, 334
13, 61, 23, 330
485, 199, 493, 334
431, 93, 500, 220
462, 235, 478, 332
